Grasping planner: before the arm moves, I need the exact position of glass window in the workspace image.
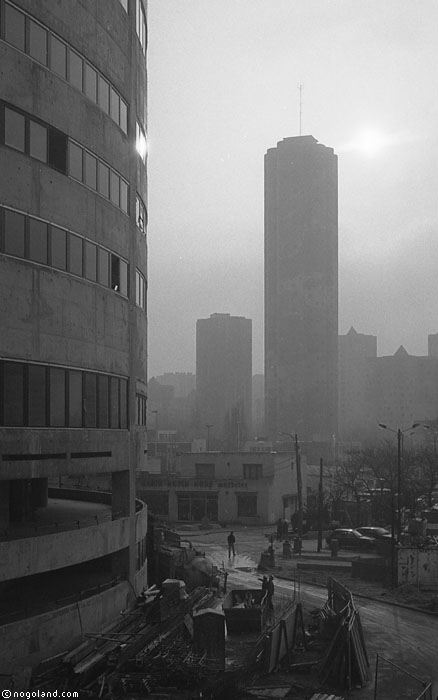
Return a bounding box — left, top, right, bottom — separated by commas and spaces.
5, 108, 25, 152
29, 120, 47, 162
84, 64, 97, 102
98, 161, 109, 198
68, 370, 82, 427
120, 100, 128, 134
29, 19, 48, 65
110, 88, 119, 123
50, 367, 66, 427
237, 493, 257, 517
110, 171, 120, 207
135, 271, 140, 305
98, 248, 109, 286
84, 373, 97, 428
69, 234, 83, 276
119, 0, 128, 11
98, 75, 109, 113
85, 241, 97, 281
110, 170, 120, 207
98, 374, 109, 428
51, 226, 67, 270
50, 35, 67, 79
84, 151, 97, 189
4, 209, 25, 258
195, 464, 215, 480
111, 255, 120, 291
69, 142, 83, 181
4, 3, 25, 52
29, 218, 48, 264
120, 179, 128, 213
28, 364, 47, 426
48, 128, 68, 173
120, 378, 128, 428
69, 50, 83, 91
120, 260, 128, 296
110, 377, 119, 428
3, 362, 24, 426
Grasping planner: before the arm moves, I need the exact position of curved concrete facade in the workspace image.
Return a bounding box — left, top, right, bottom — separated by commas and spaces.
0, 0, 148, 662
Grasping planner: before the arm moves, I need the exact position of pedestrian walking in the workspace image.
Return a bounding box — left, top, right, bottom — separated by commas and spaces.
267, 575, 274, 611
276, 517, 283, 541
227, 530, 236, 558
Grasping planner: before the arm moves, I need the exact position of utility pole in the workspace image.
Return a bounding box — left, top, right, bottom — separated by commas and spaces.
295, 433, 303, 538
317, 457, 323, 552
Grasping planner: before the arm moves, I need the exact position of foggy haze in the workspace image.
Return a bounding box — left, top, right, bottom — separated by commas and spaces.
147, 0, 438, 376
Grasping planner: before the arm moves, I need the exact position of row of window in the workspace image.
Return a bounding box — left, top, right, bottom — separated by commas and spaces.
136, 0, 147, 54
1, 1, 128, 134
0, 361, 128, 429
1, 101, 130, 216
144, 492, 258, 519
194, 463, 263, 480
69, 140, 129, 214
0, 206, 129, 297
135, 270, 147, 310
195, 464, 263, 481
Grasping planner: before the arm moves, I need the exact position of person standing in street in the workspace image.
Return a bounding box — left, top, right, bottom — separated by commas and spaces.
227, 531, 236, 558
267, 575, 275, 611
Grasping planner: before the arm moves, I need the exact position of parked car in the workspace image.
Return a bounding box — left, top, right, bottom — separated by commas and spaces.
356, 526, 392, 541
325, 528, 375, 551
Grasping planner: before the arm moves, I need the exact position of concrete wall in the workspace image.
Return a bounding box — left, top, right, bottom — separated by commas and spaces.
0, 580, 136, 672
398, 547, 438, 589
0, 0, 148, 598
0, 499, 147, 582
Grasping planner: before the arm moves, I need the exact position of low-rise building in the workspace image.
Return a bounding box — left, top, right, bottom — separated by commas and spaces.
138, 451, 306, 526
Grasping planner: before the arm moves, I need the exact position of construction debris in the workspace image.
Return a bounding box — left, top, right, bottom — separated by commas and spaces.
318, 578, 369, 690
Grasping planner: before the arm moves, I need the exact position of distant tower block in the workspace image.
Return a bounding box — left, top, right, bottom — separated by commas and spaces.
193, 608, 226, 670
264, 135, 338, 441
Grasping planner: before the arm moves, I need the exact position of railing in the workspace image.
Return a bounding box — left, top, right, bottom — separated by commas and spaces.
0, 489, 145, 542
0, 510, 125, 542
0, 575, 125, 626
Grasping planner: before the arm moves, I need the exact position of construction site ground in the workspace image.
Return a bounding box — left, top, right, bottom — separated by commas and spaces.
175, 524, 438, 699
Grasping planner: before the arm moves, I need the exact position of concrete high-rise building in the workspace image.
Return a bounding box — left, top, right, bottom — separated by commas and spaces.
365, 346, 438, 442
0, 0, 148, 666
264, 135, 338, 441
338, 327, 377, 442
196, 313, 252, 447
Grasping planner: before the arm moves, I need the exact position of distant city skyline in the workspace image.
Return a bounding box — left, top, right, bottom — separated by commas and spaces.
148, 1, 438, 377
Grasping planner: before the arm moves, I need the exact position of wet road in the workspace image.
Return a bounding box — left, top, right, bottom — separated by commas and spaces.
203, 542, 438, 698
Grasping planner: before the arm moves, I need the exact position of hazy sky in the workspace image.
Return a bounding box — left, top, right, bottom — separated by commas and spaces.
147, 1, 438, 377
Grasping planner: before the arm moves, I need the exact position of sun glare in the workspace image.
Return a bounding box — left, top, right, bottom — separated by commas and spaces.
354, 129, 388, 157
339, 127, 403, 158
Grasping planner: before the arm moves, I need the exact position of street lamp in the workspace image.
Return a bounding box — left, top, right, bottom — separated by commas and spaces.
279, 431, 303, 538
378, 422, 422, 541
206, 424, 213, 452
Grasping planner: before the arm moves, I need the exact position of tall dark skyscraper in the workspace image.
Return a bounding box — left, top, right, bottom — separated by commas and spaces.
264, 135, 338, 441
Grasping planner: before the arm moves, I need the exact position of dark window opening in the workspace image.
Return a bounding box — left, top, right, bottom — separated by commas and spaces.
27, 364, 47, 427
50, 367, 66, 427
28, 219, 48, 264
84, 373, 97, 428
3, 362, 25, 426
4, 209, 25, 258
48, 128, 68, 174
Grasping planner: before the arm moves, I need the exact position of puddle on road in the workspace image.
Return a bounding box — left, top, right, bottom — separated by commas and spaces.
203, 547, 257, 572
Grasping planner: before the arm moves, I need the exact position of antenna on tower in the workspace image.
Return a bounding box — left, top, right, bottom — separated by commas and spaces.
298, 83, 304, 136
